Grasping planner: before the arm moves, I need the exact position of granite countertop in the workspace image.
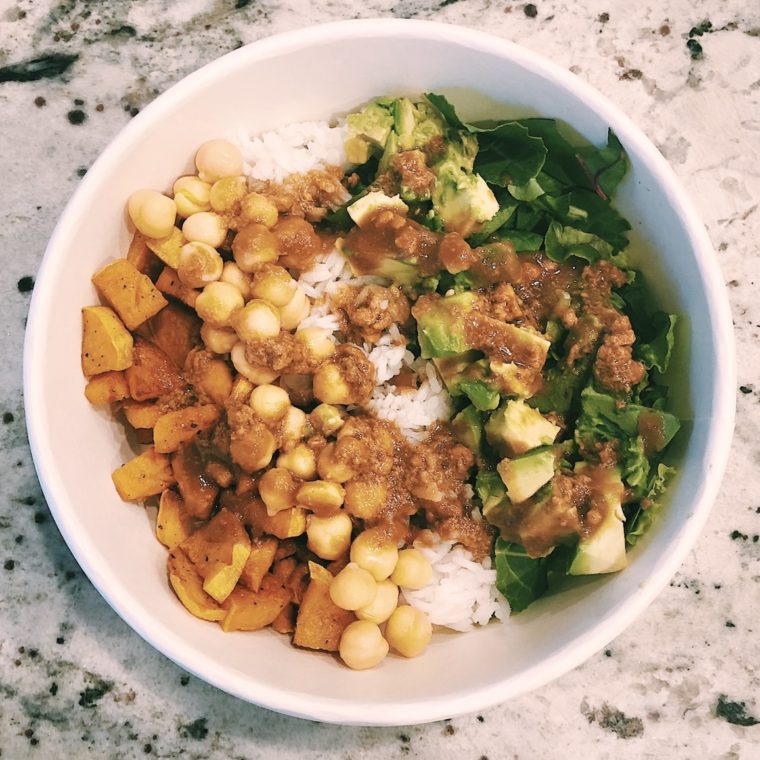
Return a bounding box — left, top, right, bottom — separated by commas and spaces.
2, 0, 759, 757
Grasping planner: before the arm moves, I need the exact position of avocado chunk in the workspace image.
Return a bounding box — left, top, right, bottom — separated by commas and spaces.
346, 101, 394, 149
451, 405, 484, 453
485, 399, 561, 457
475, 469, 512, 534
497, 448, 556, 504
432, 161, 499, 238
413, 292, 479, 358
347, 192, 409, 228
568, 467, 627, 575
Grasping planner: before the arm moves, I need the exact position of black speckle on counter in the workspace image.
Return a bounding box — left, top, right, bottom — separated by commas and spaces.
73, 97, 84, 106
715, 695, 759, 726
726, 620, 736, 628
76, 166, 87, 178
730, 530, 748, 541
78, 678, 113, 708
581, 700, 644, 738
524, 3, 538, 18
34, 96, 46, 107
67, 109, 87, 125
49, 682, 58, 696
0, 53, 78, 83
56, 636, 65, 645
476, 714, 485, 722
443, 723, 456, 736
689, 20, 713, 37
598, 12, 610, 23
620, 69, 643, 81
398, 733, 410, 743
143, 744, 153, 754
604, 649, 613, 657
108, 25, 137, 38
5, 559, 16, 571
17, 275, 34, 293
178, 717, 209, 740
740, 385, 754, 394
235, 0, 254, 8
34, 511, 48, 524
686, 38, 704, 60
3, 412, 14, 423
179, 674, 190, 686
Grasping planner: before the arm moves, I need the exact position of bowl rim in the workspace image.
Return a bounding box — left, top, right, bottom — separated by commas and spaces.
23, 18, 736, 725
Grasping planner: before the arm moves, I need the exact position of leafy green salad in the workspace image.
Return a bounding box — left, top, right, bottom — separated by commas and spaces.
324, 93, 681, 613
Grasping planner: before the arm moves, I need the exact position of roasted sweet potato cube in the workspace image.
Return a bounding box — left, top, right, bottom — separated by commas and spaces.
181, 509, 251, 604
184, 349, 233, 406
293, 562, 355, 652
155, 267, 198, 308
127, 232, 163, 279
147, 303, 201, 369
92, 259, 167, 330
84, 370, 130, 405
153, 405, 221, 454
220, 575, 291, 632
286, 561, 310, 606
112, 447, 175, 501
271, 602, 296, 634
167, 548, 225, 622
121, 400, 163, 429
125, 338, 184, 401
145, 227, 183, 269
247, 500, 307, 540
239, 536, 278, 592
81, 306, 134, 376
156, 489, 192, 550
274, 539, 298, 561
272, 556, 298, 581
171, 444, 218, 519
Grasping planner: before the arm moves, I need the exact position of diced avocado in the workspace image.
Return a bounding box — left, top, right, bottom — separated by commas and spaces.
485, 399, 561, 457
393, 98, 417, 148
568, 467, 627, 575
347, 192, 409, 228
432, 162, 499, 237
344, 136, 371, 165
413, 292, 478, 358
497, 449, 556, 504
457, 378, 500, 411
434, 353, 501, 410
346, 102, 394, 148
475, 469, 512, 533
377, 130, 400, 174
489, 361, 542, 399
451, 405, 483, 453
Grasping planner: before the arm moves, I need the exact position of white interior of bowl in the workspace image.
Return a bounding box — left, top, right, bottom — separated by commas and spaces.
24, 20, 735, 725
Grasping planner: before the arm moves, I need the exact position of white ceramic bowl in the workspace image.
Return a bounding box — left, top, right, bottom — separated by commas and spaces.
24, 19, 735, 725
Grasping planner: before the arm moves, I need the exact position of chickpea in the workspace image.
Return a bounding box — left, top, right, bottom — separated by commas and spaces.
317, 443, 354, 483
350, 529, 399, 582
249, 384, 290, 423
258, 467, 298, 516
195, 281, 243, 327
127, 189, 177, 239
232, 222, 279, 272
229, 427, 276, 473
173, 176, 211, 217
310, 404, 344, 436
278, 287, 311, 331
182, 211, 227, 248
241, 192, 278, 228
296, 326, 336, 361
201, 323, 238, 354
220, 261, 252, 300
355, 579, 399, 625
306, 512, 352, 560
385, 605, 432, 658
391, 549, 432, 590
230, 342, 280, 385
343, 480, 387, 521
231, 299, 281, 342
281, 405, 307, 447
329, 562, 377, 611
195, 139, 244, 183
296, 480, 345, 516
277, 443, 317, 480
338, 620, 389, 671
209, 175, 248, 213
313, 362, 351, 405
272, 216, 320, 269
177, 242, 223, 288
251, 265, 297, 307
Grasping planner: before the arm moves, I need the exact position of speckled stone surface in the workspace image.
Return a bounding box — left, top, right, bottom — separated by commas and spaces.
1, 0, 759, 757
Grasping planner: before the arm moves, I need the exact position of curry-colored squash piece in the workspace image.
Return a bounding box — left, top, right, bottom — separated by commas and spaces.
127, 231, 163, 279
145, 226, 183, 269
220, 574, 292, 633
156, 489, 192, 550
155, 267, 199, 308
153, 405, 221, 454
81, 306, 134, 376
238, 536, 278, 592
271, 602, 296, 634
146, 303, 201, 369
293, 562, 355, 652
121, 399, 164, 429
247, 499, 307, 540
92, 259, 167, 330
184, 349, 233, 406
180, 509, 251, 604
171, 444, 218, 520
111, 447, 175, 501
125, 338, 185, 401
84, 370, 130, 405
167, 548, 225, 622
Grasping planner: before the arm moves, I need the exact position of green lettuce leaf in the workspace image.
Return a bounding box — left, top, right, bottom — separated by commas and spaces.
576, 130, 628, 200
544, 221, 613, 263
493, 229, 544, 252
626, 464, 677, 545
494, 539, 548, 613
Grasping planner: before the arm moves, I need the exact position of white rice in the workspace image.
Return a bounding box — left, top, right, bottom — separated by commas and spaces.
234, 120, 348, 184
365, 325, 414, 384
297, 248, 380, 300
401, 537, 510, 632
